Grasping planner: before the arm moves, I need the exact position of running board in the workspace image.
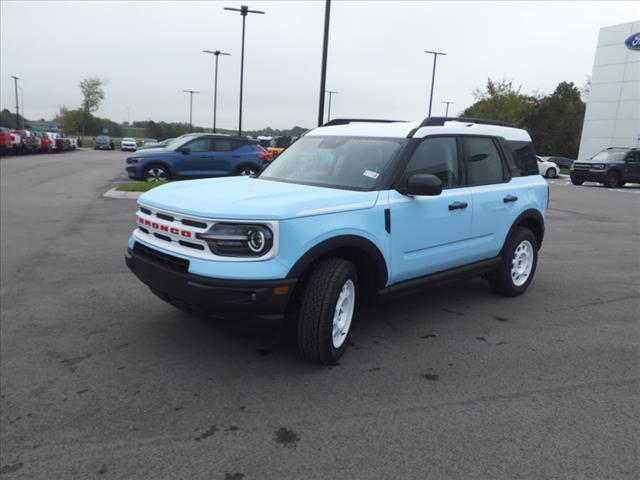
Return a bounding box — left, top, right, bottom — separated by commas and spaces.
379, 257, 501, 299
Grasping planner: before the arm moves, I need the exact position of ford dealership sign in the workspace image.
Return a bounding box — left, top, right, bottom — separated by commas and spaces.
625, 32, 640, 50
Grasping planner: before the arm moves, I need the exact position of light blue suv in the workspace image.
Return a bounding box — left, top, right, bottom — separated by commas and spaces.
126, 117, 548, 364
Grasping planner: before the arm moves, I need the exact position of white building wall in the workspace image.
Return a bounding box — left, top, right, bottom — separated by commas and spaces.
578, 21, 640, 159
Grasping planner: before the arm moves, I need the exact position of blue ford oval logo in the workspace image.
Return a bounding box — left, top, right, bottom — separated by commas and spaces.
625, 32, 640, 50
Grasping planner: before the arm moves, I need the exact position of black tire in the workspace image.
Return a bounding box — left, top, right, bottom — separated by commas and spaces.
604, 170, 619, 188
545, 167, 557, 179
571, 177, 583, 185
617, 179, 626, 187
297, 258, 359, 365
143, 164, 170, 182
236, 165, 258, 176
488, 227, 538, 297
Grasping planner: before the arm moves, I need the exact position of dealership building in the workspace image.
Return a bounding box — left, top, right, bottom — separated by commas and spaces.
578, 21, 640, 159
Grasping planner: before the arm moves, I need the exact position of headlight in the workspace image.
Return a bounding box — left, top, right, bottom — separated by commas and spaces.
591, 164, 606, 170
196, 223, 273, 257
127, 156, 144, 163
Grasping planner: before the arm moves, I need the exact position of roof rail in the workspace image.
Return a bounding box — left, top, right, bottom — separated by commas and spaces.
322, 118, 407, 127
606, 146, 633, 150
418, 116, 517, 128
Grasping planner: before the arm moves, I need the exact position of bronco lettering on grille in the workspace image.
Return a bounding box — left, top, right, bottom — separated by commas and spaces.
137, 217, 192, 238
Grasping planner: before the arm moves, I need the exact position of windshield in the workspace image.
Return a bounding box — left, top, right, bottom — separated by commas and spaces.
591, 150, 626, 162
96, 136, 109, 142
123, 138, 135, 142
259, 136, 407, 191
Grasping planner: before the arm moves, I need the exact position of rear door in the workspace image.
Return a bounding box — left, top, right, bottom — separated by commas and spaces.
624, 152, 640, 182
463, 136, 520, 262
213, 138, 258, 175
389, 135, 474, 283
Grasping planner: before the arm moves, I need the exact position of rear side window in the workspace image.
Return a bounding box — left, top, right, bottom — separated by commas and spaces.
213, 139, 244, 152
505, 140, 538, 176
463, 137, 505, 185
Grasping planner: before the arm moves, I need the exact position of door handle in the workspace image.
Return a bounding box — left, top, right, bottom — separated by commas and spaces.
503, 195, 518, 203
448, 201, 468, 211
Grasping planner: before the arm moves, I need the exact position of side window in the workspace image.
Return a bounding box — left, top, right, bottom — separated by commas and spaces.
404, 137, 460, 188
213, 139, 244, 152
463, 137, 505, 185
505, 140, 538, 176
186, 138, 211, 152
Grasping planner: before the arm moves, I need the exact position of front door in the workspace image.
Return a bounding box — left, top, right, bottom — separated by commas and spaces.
389, 136, 473, 284
624, 152, 640, 182
174, 137, 214, 178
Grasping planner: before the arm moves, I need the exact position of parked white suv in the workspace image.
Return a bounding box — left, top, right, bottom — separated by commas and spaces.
121, 138, 137, 152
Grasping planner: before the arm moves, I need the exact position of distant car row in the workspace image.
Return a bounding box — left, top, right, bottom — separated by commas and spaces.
93, 135, 163, 152
0, 127, 77, 155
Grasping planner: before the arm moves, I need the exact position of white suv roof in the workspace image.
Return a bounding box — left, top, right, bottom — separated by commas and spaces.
307, 118, 531, 142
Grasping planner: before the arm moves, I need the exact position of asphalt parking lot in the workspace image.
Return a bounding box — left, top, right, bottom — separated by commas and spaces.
1, 150, 638, 479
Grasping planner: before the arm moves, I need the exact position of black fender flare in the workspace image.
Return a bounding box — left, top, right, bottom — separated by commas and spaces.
286, 235, 389, 289
501, 209, 545, 255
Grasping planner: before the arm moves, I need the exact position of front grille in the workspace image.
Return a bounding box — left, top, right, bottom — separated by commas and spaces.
133, 242, 189, 273
573, 163, 592, 171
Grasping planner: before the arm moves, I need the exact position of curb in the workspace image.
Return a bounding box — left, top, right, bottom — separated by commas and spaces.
103, 188, 142, 199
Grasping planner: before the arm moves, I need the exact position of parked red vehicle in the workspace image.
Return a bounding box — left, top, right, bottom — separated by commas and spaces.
38, 132, 53, 152
0, 127, 12, 155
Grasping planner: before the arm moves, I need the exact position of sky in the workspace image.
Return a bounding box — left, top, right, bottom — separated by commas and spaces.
1, 1, 638, 131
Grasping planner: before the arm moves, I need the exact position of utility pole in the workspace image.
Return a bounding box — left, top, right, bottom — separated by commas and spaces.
183, 90, 199, 132
317, 0, 331, 126
224, 5, 265, 136
19, 87, 25, 129
203, 50, 231, 133
11, 75, 20, 130
442, 101, 455, 117
424, 50, 447, 117
325, 90, 338, 122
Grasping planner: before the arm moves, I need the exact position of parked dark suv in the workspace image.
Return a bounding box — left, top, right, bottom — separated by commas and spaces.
94, 135, 115, 150
570, 147, 640, 187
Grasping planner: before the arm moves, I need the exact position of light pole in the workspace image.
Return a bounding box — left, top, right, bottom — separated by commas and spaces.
203, 50, 231, 133
224, 4, 265, 136
424, 50, 447, 117
11, 75, 20, 130
317, 0, 331, 126
183, 90, 199, 132
442, 101, 455, 117
19, 86, 25, 129
325, 90, 338, 122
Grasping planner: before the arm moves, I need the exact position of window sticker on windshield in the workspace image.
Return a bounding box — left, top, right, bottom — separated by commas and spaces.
363, 170, 379, 179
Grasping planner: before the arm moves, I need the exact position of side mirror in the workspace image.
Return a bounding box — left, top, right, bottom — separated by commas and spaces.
178, 146, 191, 154
405, 174, 443, 196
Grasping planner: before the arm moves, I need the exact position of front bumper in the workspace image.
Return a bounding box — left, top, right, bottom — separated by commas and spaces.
125, 243, 297, 319
570, 170, 606, 182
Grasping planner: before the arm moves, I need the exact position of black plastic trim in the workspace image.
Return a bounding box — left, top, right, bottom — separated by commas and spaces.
501, 209, 545, 254
126, 245, 297, 318
380, 257, 501, 297
384, 209, 391, 234
322, 118, 408, 127
287, 235, 388, 288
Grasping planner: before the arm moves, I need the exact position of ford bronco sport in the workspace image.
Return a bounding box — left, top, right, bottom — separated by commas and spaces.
126, 117, 548, 364
570, 147, 640, 187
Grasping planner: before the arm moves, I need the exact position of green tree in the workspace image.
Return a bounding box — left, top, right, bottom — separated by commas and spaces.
462, 79, 534, 126
522, 82, 585, 158
79, 78, 105, 139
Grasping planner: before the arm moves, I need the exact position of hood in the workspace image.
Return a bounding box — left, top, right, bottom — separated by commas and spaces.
134, 147, 168, 155
139, 176, 380, 220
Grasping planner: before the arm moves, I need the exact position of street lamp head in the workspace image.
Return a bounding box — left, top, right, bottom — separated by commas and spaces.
425, 50, 447, 56
224, 5, 265, 15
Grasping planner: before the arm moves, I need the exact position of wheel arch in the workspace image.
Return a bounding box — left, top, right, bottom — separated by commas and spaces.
286, 235, 389, 303
501, 209, 545, 255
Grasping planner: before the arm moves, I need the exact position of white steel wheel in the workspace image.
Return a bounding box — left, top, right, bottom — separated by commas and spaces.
332, 279, 356, 348
511, 240, 534, 287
